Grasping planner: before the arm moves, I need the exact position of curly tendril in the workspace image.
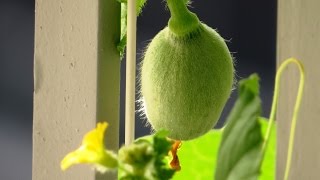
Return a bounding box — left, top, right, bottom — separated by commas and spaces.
262, 58, 305, 180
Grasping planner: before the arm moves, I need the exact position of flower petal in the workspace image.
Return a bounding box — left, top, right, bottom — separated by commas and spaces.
82, 122, 108, 148
60, 122, 117, 171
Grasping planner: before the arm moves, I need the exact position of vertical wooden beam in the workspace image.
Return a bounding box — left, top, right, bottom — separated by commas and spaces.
277, 0, 320, 179
96, 0, 120, 179
33, 0, 120, 179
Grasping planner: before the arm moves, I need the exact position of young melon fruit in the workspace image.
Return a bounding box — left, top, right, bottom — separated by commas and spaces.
140, 0, 234, 140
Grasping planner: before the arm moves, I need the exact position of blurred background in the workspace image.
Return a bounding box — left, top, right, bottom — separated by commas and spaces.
0, 0, 276, 179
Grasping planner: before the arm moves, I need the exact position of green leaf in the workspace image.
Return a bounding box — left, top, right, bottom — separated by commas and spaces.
172, 129, 223, 180
118, 3, 128, 58
215, 74, 264, 180
117, 0, 147, 58
118, 130, 176, 180
259, 117, 276, 180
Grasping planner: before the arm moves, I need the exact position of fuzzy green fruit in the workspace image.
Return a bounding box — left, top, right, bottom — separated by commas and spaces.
140, 0, 234, 141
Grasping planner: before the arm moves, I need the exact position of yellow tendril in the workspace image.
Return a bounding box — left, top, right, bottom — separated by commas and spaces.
262, 58, 305, 180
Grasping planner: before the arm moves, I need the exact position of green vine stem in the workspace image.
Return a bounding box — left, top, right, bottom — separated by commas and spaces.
166, 0, 200, 36
262, 58, 305, 180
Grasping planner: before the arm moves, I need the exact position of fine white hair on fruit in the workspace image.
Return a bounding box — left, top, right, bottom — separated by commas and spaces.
140, 24, 234, 140
139, 0, 234, 141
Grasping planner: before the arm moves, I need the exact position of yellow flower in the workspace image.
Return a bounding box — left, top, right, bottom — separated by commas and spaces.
60, 122, 118, 172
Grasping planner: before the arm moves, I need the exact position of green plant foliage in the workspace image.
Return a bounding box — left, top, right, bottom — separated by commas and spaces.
172, 119, 276, 180
117, 0, 147, 58
172, 129, 223, 179
259, 118, 276, 180
172, 75, 276, 180
214, 74, 263, 180
60, 74, 277, 179
118, 130, 176, 180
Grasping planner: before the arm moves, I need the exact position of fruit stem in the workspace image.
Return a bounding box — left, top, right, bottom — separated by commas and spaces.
166, 0, 200, 36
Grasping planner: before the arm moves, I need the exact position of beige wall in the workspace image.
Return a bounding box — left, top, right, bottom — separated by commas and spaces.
277, 0, 320, 179
33, 0, 120, 179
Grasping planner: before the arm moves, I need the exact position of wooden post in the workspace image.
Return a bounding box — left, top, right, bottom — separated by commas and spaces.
33, 0, 120, 179
277, 0, 320, 179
